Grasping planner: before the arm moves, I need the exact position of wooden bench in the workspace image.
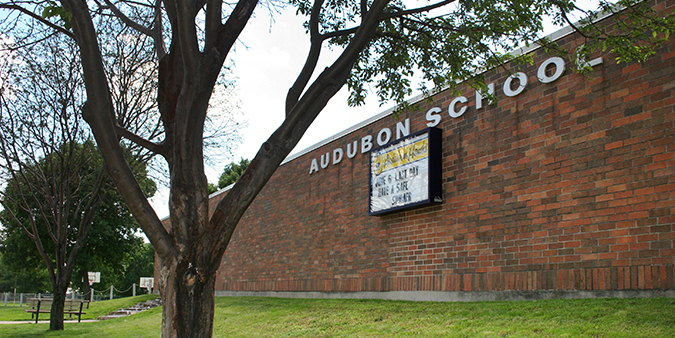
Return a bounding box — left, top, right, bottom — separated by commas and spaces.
24, 298, 90, 323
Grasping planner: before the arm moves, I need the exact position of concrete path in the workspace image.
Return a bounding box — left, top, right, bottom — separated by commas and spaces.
0, 319, 98, 324
98, 298, 161, 320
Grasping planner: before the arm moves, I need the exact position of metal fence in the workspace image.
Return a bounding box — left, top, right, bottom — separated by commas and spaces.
2, 284, 151, 306
1, 292, 50, 307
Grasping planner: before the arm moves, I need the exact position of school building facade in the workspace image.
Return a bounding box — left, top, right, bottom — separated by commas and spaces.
204, 1, 675, 301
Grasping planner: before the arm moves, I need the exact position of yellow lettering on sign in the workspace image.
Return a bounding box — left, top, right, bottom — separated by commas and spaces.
373, 138, 428, 175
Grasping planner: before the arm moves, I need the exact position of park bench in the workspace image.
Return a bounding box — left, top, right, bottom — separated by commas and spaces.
24, 298, 90, 323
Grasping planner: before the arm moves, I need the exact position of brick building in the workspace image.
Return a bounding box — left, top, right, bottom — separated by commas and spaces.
181, 0, 675, 301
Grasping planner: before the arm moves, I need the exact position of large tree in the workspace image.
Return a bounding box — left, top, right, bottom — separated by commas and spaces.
112, 242, 156, 294
1, 0, 673, 336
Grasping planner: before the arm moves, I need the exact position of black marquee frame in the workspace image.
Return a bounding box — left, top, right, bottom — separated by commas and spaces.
368, 127, 443, 215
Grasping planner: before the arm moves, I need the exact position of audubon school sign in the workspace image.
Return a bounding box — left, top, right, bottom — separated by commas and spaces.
307, 55, 604, 177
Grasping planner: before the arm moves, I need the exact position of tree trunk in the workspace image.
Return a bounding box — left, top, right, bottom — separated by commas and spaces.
81, 269, 91, 299
49, 280, 68, 330
157, 256, 217, 338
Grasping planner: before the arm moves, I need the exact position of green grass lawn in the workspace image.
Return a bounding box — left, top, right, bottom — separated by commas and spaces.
0, 296, 674, 337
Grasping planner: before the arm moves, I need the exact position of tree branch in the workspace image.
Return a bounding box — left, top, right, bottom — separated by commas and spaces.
380, 0, 457, 21
204, 0, 221, 49
286, 0, 325, 115
0, 195, 57, 282
61, 0, 175, 259
318, 0, 457, 43
207, 0, 393, 270
115, 125, 166, 155
153, 0, 167, 59
216, 0, 258, 56
0, 4, 76, 40
288, 0, 454, 109
66, 168, 108, 269
102, 0, 154, 37
175, 0, 200, 72
320, 26, 359, 40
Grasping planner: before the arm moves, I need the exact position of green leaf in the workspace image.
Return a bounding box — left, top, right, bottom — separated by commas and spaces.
41, 4, 73, 30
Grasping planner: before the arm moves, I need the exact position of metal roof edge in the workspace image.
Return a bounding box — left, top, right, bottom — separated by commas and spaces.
280, 91, 429, 166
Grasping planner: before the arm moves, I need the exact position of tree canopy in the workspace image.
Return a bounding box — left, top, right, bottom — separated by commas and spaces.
0, 249, 51, 293
0, 141, 156, 294
207, 158, 250, 194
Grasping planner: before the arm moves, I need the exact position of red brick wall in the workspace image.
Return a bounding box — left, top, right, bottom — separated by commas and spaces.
212, 0, 675, 295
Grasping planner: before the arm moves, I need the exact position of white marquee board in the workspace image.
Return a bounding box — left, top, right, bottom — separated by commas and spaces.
369, 127, 442, 215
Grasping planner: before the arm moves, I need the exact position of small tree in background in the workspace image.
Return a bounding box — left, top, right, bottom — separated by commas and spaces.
218, 158, 250, 189
208, 158, 249, 194
0, 20, 158, 329
118, 243, 156, 293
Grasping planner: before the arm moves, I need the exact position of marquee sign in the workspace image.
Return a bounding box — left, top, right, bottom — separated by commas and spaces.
369, 127, 442, 215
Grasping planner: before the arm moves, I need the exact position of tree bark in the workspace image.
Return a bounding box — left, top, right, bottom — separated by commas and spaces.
49, 276, 69, 330
158, 255, 217, 338
157, 76, 218, 337
81, 269, 91, 299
